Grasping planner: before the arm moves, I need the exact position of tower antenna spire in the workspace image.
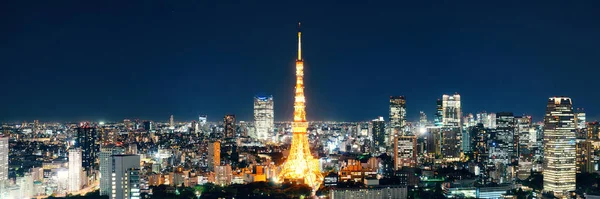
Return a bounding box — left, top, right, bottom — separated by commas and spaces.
297, 22, 301, 61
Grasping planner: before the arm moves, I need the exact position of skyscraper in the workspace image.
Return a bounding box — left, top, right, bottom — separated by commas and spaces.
371, 117, 386, 154
68, 148, 83, 192
394, 134, 417, 169
224, 115, 236, 138
76, 123, 99, 172
435, 100, 443, 127
208, 141, 220, 172
254, 95, 274, 141
543, 97, 576, 195
99, 145, 125, 196
169, 115, 174, 128
496, 112, 516, 161
575, 108, 586, 130
419, 111, 427, 127
0, 136, 8, 183
441, 127, 461, 161
389, 96, 407, 131
110, 155, 140, 199
441, 94, 461, 127
516, 115, 533, 180
199, 115, 207, 126
277, 23, 324, 189
438, 94, 462, 161
142, 121, 153, 131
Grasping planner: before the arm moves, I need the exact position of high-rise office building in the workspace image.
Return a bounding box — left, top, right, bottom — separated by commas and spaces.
586, 122, 600, 140
441, 94, 461, 127
100, 145, 125, 196
224, 115, 236, 138
110, 155, 140, 199
254, 95, 274, 141
576, 140, 594, 174
471, 124, 488, 164
0, 136, 8, 183
371, 117, 386, 154
142, 121, 153, 131
76, 123, 99, 172
516, 115, 532, 180
199, 115, 207, 126
389, 96, 407, 132
419, 111, 427, 127
441, 127, 461, 161
68, 148, 83, 192
169, 115, 174, 128
496, 112, 516, 161
435, 100, 443, 127
543, 97, 576, 195
575, 108, 586, 130
207, 141, 220, 172
394, 134, 417, 169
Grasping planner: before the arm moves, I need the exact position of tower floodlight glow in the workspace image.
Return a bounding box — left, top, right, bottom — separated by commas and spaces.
276, 22, 324, 190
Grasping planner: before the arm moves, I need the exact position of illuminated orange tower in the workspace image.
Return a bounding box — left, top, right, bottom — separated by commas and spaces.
277, 23, 324, 189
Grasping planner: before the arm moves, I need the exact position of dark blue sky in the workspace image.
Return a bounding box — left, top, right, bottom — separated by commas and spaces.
1, 1, 599, 123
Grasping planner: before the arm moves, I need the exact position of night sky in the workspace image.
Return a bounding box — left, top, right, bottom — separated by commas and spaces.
2, 1, 599, 123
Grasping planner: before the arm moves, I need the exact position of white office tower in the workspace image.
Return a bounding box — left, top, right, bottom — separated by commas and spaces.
543, 97, 576, 196
100, 145, 125, 196
111, 154, 140, 199
18, 173, 34, 198
0, 136, 8, 183
68, 148, 83, 192
254, 95, 274, 141
199, 115, 207, 126
441, 94, 461, 127
575, 108, 586, 130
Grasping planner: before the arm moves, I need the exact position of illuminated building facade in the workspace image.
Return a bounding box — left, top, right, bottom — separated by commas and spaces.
496, 112, 516, 161
169, 115, 174, 128
587, 122, 600, 140
441, 127, 461, 161
110, 155, 140, 199
371, 117, 386, 154
543, 97, 576, 195
199, 115, 207, 126
254, 95, 274, 141
208, 141, 220, 172
575, 108, 586, 130
389, 96, 407, 131
100, 145, 125, 196
394, 135, 417, 169
441, 94, 461, 127
277, 23, 324, 189
68, 148, 83, 192
0, 136, 7, 183
224, 115, 236, 138
576, 140, 594, 173
516, 115, 532, 180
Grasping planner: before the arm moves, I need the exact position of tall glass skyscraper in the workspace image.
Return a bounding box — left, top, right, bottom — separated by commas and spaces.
389, 96, 406, 132
254, 95, 274, 141
543, 97, 576, 195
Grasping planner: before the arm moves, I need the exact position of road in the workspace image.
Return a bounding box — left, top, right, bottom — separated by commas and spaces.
36, 180, 99, 199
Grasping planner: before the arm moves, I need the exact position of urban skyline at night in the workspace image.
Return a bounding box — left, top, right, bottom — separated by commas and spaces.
2, 1, 600, 199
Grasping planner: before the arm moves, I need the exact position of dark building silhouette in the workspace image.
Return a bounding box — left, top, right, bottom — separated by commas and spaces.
76, 123, 99, 171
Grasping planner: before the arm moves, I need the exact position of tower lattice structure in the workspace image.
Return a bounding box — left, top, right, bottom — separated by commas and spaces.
277, 23, 324, 189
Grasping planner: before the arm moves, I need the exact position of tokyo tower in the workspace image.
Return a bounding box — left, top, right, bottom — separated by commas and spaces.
277, 23, 324, 189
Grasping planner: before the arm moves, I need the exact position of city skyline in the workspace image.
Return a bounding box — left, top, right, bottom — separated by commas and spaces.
2, 1, 600, 122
